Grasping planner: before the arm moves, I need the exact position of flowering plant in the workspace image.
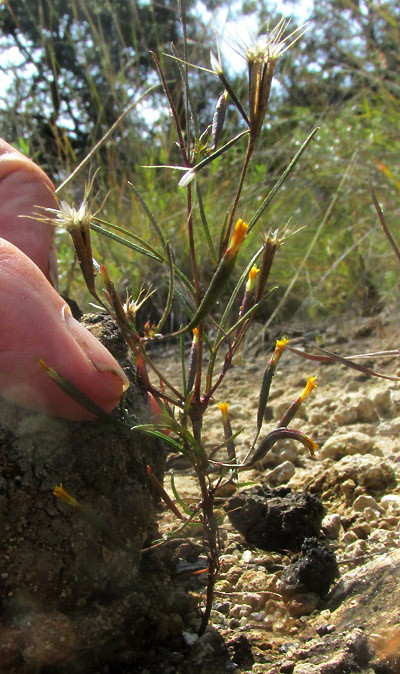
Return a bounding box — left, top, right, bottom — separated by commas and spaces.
52, 17, 320, 634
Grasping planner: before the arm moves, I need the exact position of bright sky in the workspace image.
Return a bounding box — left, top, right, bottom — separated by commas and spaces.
0, 1, 315, 123
201, 0, 314, 73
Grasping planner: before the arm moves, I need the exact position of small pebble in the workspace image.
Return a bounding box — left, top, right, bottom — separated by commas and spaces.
321, 513, 341, 539
209, 610, 226, 626
316, 623, 336, 636
182, 631, 198, 646
341, 479, 357, 503
342, 530, 358, 545
381, 495, 400, 512
243, 592, 265, 610
353, 495, 383, 514
378, 516, 398, 530
214, 602, 230, 615
230, 603, 252, 618
352, 522, 372, 539
242, 550, 252, 564
252, 611, 266, 622
287, 592, 320, 617
267, 460, 296, 485
363, 507, 380, 523
368, 529, 395, 549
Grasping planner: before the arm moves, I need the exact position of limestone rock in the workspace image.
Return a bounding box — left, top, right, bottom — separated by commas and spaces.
320, 430, 375, 460
309, 454, 397, 495
267, 460, 296, 485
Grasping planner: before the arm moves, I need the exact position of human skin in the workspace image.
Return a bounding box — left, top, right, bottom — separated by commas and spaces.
0, 138, 129, 420
0, 138, 58, 286
0, 238, 129, 420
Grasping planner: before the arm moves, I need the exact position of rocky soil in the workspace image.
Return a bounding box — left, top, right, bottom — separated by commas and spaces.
2, 310, 400, 674
152, 309, 400, 674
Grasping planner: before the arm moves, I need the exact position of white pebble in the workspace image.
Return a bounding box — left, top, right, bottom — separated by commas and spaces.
381, 495, 400, 512
267, 460, 296, 485
342, 530, 358, 545
322, 513, 341, 539
242, 549, 252, 564
363, 507, 380, 523
353, 495, 383, 514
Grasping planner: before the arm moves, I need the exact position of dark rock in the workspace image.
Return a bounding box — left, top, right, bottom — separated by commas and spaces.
0, 316, 189, 673
185, 628, 236, 674
226, 633, 254, 668
83, 313, 130, 363
279, 538, 339, 599
226, 486, 324, 552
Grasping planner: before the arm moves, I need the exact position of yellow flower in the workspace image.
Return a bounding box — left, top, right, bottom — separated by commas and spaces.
227, 219, 248, 256
300, 376, 317, 402
274, 337, 288, 355
246, 265, 260, 292
218, 402, 230, 420
53, 484, 79, 508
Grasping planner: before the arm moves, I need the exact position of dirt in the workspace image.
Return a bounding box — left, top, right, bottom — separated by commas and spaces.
152, 308, 400, 673
2, 309, 400, 673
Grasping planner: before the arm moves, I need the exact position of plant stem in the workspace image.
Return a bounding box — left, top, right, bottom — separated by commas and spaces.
197, 471, 220, 636
221, 141, 253, 255
187, 185, 201, 301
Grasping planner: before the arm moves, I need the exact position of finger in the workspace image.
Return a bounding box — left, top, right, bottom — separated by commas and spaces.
0, 138, 58, 287
0, 238, 129, 420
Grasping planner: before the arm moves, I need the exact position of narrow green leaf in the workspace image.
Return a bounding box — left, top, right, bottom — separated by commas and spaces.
94, 216, 163, 258
196, 182, 217, 265
179, 130, 249, 187
248, 127, 319, 233
128, 181, 167, 251
90, 222, 162, 262
171, 472, 194, 516
180, 333, 188, 398
39, 360, 114, 422
155, 243, 174, 333
131, 425, 184, 451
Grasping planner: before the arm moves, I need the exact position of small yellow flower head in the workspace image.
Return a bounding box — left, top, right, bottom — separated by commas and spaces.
227, 219, 248, 256
53, 483, 78, 508
218, 402, 230, 421
274, 337, 288, 356
300, 376, 317, 402
192, 327, 199, 343
246, 265, 260, 292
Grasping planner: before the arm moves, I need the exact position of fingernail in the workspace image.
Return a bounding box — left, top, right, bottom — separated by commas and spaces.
63, 307, 130, 392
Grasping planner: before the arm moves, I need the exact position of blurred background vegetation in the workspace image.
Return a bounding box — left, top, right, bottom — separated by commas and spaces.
0, 0, 399, 330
